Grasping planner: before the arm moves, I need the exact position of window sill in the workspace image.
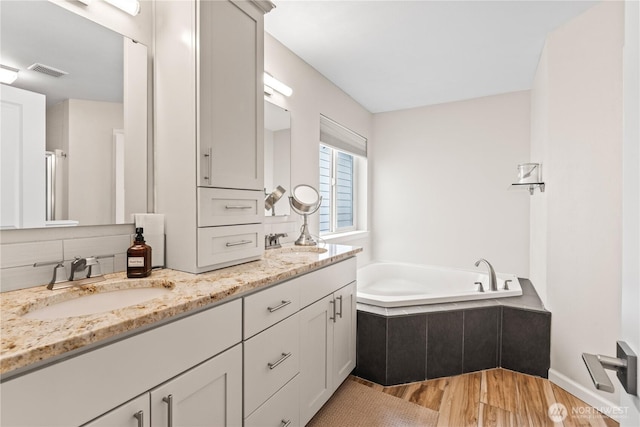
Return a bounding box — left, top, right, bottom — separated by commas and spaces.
320, 230, 370, 244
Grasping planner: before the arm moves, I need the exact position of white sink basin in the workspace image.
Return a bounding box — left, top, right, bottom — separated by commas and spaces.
23, 286, 173, 320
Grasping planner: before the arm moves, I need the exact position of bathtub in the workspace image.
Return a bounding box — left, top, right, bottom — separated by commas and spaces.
357, 261, 522, 307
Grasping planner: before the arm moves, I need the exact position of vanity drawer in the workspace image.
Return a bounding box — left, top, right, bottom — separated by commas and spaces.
245, 375, 300, 427
244, 313, 299, 416
244, 278, 300, 338
197, 188, 262, 227
197, 224, 263, 267
300, 257, 357, 307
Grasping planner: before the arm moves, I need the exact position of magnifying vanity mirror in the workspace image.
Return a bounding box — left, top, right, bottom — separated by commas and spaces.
289, 184, 322, 246
264, 100, 291, 216
0, 0, 148, 229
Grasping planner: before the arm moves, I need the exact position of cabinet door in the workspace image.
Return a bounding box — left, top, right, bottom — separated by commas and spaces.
82, 394, 150, 427
151, 344, 242, 427
298, 295, 334, 426
199, 0, 264, 190
332, 282, 357, 388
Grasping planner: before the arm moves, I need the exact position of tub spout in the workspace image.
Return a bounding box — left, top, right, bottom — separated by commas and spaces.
474, 258, 497, 292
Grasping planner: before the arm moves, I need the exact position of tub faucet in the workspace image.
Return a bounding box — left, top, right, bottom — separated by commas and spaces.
474, 258, 497, 292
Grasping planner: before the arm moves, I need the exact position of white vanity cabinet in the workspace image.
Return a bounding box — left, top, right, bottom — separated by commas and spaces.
299, 281, 357, 425
155, 0, 273, 274
241, 257, 357, 426
83, 345, 242, 427
0, 300, 242, 427
82, 394, 150, 427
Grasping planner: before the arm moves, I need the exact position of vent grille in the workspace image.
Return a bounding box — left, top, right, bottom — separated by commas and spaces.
27, 63, 68, 78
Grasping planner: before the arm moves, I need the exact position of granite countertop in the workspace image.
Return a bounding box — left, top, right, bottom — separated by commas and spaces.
0, 244, 362, 377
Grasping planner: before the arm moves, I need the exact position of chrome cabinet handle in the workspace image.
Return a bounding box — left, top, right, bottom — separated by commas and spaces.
281, 419, 292, 427
203, 147, 212, 182
225, 240, 252, 247
504, 279, 513, 290
268, 300, 292, 313
133, 410, 144, 427
336, 295, 343, 319
225, 205, 252, 210
162, 395, 173, 427
329, 299, 336, 323
268, 352, 292, 370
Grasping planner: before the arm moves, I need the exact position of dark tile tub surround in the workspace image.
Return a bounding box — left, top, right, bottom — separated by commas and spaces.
426, 311, 463, 379
355, 279, 551, 386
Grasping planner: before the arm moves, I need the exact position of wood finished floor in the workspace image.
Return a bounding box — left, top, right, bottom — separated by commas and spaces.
351, 368, 618, 427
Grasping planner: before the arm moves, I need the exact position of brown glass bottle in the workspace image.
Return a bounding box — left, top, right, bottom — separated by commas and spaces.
127, 227, 152, 278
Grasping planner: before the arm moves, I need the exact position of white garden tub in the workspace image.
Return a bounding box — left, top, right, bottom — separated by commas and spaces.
357, 261, 522, 308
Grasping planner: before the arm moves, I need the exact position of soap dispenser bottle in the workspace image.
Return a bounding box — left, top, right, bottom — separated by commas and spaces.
127, 227, 152, 278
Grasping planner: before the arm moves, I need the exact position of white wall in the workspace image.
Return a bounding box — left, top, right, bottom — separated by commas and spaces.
264, 34, 374, 264
372, 91, 531, 277
530, 1, 624, 411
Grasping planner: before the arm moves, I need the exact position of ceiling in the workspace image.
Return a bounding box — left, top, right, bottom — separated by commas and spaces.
265, 0, 598, 113
0, 1, 123, 108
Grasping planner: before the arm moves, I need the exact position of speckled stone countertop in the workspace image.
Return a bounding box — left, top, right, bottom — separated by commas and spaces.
0, 244, 361, 377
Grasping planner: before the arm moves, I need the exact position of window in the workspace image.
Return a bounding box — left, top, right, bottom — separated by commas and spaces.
318, 115, 367, 236
319, 145, 355, 233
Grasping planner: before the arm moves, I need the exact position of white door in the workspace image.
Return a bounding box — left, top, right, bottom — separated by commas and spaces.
0, 84, 46, 229
621, 1, 639, 425
298, 294, 334, 425
150, 344, 242, 427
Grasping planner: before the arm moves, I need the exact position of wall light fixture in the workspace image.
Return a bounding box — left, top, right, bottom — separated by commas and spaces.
0, 65, 19, 85
264, 72, 292, 97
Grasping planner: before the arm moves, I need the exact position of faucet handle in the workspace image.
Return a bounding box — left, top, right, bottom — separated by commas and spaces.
85, 256, 101, 278
475, 281, 485, 293
504, 279, 513, 290
44, 262, 68, 289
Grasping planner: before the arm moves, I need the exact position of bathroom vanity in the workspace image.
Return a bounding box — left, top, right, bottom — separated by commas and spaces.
155, 0, 275, 274
0, 244, 360, 427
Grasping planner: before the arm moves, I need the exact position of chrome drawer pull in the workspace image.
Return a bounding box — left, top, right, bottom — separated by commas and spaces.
268, 352, 292, 370
329, 299, 336, 323
281, 419, 292, 427
225, 205, 253, 210
162, 395, 173, 427
225, 240, 252, 247
336, 295, 343, 319
268, 300, 292, 313
133, 410, 144, 427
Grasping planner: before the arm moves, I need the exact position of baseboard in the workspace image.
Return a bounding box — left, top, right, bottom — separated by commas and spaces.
548, 368, 623, 422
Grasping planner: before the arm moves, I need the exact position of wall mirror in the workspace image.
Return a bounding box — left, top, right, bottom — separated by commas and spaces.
0, 0, 148, 229
264, 100, 291, 216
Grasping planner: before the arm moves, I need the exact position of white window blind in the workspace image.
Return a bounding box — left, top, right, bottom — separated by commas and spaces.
319, 114, 367, 158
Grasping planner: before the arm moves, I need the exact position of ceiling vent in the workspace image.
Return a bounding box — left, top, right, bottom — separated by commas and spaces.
27, 63, 68, 78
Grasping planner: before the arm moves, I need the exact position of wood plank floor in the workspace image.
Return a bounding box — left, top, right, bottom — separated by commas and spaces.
351, 369, 618, 427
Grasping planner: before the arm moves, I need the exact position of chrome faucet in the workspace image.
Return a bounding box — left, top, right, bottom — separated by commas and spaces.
265, 233, 287, 249
69, 257, 99, 281
474, 258, 497, 292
